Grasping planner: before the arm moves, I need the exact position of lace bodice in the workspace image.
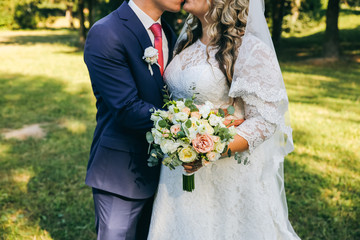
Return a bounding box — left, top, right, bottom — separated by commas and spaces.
164, 37, 279, 153
164, 40, 234, 110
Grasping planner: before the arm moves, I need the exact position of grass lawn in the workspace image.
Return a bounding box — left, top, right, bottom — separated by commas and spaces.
0, 12, 359, 240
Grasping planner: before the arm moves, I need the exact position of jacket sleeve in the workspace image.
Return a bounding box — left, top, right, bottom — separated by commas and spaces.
84, 23, 157, 132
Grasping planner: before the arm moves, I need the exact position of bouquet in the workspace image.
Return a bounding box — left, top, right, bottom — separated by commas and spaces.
146, 93, 238, 192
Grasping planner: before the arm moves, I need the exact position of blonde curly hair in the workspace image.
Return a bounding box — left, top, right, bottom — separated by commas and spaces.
176, 0, 249, 84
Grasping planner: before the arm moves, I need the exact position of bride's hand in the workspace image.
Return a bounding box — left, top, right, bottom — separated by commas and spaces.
183, 159, 203, 174
213, 108, 245, 127
223, 116, 245, 127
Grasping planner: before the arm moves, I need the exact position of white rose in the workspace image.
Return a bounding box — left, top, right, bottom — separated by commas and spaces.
143, 47, 158, 64
176, 140, 189, 148
159, 110, 169, 119
168, 105, 176, 114
173, 112, 188, 123
178, 147, 197, 163
197, 124, 207, 135
206, 152, 221, 162
176, 101, 186, 110
199, 104, 211, 119
160, 140, 180, 154
208, 114, 223, 126
185, 127, 197, 140
189, 118, 200, 129
214, 141, 226, 153
150, 114, 161, 122
199, 120, 214, 135
152, 128, 163, 145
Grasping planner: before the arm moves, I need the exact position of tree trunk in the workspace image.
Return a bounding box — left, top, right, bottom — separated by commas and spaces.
323, 0, 340, 58
271, 0, 285, 48
290, 0, 301, 32
88, 0, 94, 28
78, 0, 87, 47
65, 3, 74, 29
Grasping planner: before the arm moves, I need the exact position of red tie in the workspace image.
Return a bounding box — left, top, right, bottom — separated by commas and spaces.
150, 23, 164, 76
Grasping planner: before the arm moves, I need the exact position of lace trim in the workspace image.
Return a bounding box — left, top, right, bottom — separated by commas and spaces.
229, 78, 288, 103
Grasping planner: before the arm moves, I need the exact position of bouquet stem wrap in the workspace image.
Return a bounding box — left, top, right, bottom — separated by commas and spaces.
183, 172, 195, 192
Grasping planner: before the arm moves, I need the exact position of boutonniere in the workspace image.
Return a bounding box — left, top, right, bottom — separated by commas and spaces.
143, 47, 161, 76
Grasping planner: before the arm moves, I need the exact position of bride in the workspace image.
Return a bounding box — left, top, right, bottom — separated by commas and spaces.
148, 0, 301, 239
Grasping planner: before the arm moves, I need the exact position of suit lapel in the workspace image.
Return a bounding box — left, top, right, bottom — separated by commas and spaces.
116, 2, 165, 92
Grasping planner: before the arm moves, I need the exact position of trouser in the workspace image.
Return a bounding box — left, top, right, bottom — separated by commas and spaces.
92, 188, 154, 240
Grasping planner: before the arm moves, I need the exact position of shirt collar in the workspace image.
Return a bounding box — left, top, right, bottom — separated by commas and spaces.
128, 0, 161, 30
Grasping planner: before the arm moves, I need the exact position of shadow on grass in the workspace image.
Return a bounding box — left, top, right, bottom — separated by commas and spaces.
0, 29, 82, 49
277, 27, 360, 61
285, 146, 360, 240
282, 62, 360, 114
285, 159, 360, 240
0, 72, 96, 239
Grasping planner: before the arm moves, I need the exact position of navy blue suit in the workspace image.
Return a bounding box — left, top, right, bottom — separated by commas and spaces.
84, 1, 176, 239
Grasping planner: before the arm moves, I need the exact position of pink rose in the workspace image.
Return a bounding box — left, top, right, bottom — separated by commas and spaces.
170, 124, 181, 135
181, 107, 191, 116
190, 111, 201, 119
192, 134, 214, 153
162, 129, 170, 138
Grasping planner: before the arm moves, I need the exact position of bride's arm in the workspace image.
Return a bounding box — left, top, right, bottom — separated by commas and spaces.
225, 102, 277, 154
226, 36, 287, 156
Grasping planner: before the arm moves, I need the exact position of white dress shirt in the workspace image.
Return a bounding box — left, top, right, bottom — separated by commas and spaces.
128, 0, 169, 67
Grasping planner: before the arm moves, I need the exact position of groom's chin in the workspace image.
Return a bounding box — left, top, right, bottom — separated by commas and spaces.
166, 0, 184, 12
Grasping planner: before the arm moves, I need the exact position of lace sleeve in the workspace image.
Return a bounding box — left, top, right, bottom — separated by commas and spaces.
235, 102, 276, 153
229, 35, 292, 155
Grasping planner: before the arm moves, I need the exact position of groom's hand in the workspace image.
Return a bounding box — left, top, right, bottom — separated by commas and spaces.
183, 159, 203, 174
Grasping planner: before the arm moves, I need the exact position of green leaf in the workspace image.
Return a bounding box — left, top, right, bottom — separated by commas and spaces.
177, 131, 186, 138
234, 152, 241, 164
185, 99, 193, 107
158, 120, 167, 128
146, 132, 154, 143
227, 148, 232, 158
147, 156, 159, 167
190, 105, 198, 112
227, 105, 235, 115
218, 108, 225, 117
183, 127, 190, 136
185, 119, 192, 128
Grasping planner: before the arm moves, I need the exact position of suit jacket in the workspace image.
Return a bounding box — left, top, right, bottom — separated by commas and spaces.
84, 1, 177, 199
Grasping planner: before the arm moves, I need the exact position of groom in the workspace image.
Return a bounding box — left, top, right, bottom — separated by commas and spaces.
83, 0, 180, 239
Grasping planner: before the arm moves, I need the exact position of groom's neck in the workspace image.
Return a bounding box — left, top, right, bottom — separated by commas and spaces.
132, 0, 164, 21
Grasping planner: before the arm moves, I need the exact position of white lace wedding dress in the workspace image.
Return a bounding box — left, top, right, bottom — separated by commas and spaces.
147, 35, 301, 240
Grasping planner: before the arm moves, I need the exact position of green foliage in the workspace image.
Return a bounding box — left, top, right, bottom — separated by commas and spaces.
345, 0, 360, 7
95, 0, 123, 22
0, 0, 15, 28
13, 0, 39, 29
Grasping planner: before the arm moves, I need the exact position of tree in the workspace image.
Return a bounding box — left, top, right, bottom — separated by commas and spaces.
323, 0, 340, 58
271, 0, 286, 47
78, 0, 86, 46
